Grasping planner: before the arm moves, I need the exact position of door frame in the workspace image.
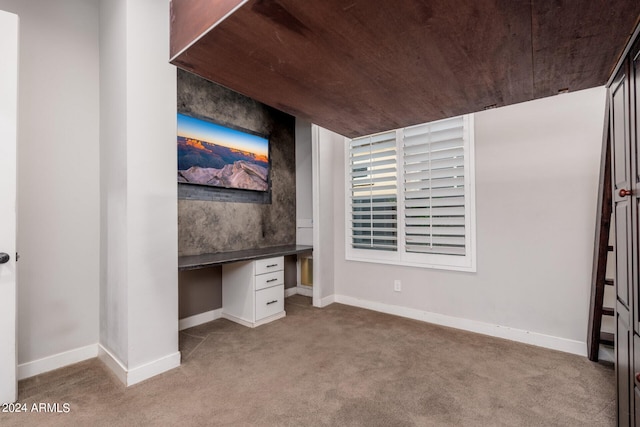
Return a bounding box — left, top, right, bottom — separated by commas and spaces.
0, 9, 19, 404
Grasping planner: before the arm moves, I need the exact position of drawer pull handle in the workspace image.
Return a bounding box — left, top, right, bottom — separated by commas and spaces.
266, 264, 278, 268
266, 300, 278, 305
267, 278, 278, 283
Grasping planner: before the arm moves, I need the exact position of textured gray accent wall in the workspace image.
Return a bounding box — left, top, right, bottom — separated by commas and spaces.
177, 69, 296, 256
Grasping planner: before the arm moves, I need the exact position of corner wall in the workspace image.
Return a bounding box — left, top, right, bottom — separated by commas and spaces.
99, 0, 128, 367
296, 119, 313, 245
312, 126, 338, 306
0, 0, 101, 373
325, 87, 607, 354
100, 0, 179, 384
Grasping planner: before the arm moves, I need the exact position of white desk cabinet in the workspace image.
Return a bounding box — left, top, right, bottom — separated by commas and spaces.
222, 256, 285, 327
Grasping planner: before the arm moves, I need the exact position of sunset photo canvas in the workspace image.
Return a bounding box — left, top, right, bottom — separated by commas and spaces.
177, 113, 270, 191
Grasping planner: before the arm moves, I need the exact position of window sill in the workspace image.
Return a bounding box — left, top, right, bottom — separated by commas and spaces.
345, 253, 476, 273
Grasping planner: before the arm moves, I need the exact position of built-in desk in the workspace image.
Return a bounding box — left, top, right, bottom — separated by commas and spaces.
178, 245, 313, 328
178, 244, 313, 271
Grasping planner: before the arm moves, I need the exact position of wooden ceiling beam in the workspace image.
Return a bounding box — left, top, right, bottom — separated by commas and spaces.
170, 0, 640, 138
170, 0, 247, 59
531, 0, 640, 98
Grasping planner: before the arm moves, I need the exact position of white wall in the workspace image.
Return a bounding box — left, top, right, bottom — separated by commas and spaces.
0, 0, 100, 368
124, 0, 178, 372
0, 9, 19, 404
324, 87, 606, 355
99, 0, 128, 366
295, 119, 313, 245
99, 0, 179, 384
312, 125, 339, 306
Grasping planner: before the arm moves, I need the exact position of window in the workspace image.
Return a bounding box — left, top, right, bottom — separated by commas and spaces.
349, 130, 398, 251
346, 114, 476, 271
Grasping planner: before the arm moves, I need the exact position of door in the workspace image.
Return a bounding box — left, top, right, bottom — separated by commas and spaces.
633, 38, 640, 337
612, 58, 634, 426
0, 10, 19, 404
631, 40, 640, 427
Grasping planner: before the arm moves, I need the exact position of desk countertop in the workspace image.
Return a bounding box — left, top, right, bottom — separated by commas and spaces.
178, 244, 313, 271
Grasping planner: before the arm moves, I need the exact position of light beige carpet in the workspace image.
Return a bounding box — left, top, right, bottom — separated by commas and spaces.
1, 295, 615, 426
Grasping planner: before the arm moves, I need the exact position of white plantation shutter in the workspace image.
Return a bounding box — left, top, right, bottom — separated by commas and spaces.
403, 116, 467, 256
349, 131, 397, 251
345, 114, 475, 271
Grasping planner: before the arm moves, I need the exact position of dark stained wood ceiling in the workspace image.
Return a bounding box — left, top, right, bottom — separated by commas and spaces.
170, 0, 640, 138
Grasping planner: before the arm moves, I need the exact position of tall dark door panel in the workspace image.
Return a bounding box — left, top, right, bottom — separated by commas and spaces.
612, 67, 632, 310
620, 304, 632, 426
613, 36, 640, 426
630, 42, 640, 427
609, 58, 640, 426
632, 47, 640, 336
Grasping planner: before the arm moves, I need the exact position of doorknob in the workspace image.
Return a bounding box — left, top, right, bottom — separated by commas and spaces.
619, 189, 632, 197
0, 253, 9, 264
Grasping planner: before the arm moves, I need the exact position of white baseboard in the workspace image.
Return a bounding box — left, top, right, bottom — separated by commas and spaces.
98, 344, 127, 385
179, 308, 223, 331
295, 285, 313, 297
98, 344, 181, 386
221, 311, 286, 328
314, 294, 335, 308
127, 351, 181, 386
334, 295, 587, 357
220, 312, 253, 328
285, 287, 298, 297
285, 286, 313, 298
253, 311, 286, 327
18, 344, 98, 380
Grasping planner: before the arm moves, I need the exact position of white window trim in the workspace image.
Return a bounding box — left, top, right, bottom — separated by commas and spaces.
344, 115, 477, 272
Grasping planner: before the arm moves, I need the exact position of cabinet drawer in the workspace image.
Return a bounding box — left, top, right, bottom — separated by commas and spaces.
255, 270, 284, 291
255, 285, 284, 321
255, 256, 284, 275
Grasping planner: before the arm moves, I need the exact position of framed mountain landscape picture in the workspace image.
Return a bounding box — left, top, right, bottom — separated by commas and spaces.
177, 113, 270, 192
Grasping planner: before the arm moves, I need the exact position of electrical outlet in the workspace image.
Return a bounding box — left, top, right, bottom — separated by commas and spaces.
394, 280, 401, 292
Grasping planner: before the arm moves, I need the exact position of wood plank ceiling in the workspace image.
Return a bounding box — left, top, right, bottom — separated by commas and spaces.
170, 0, 640, 138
